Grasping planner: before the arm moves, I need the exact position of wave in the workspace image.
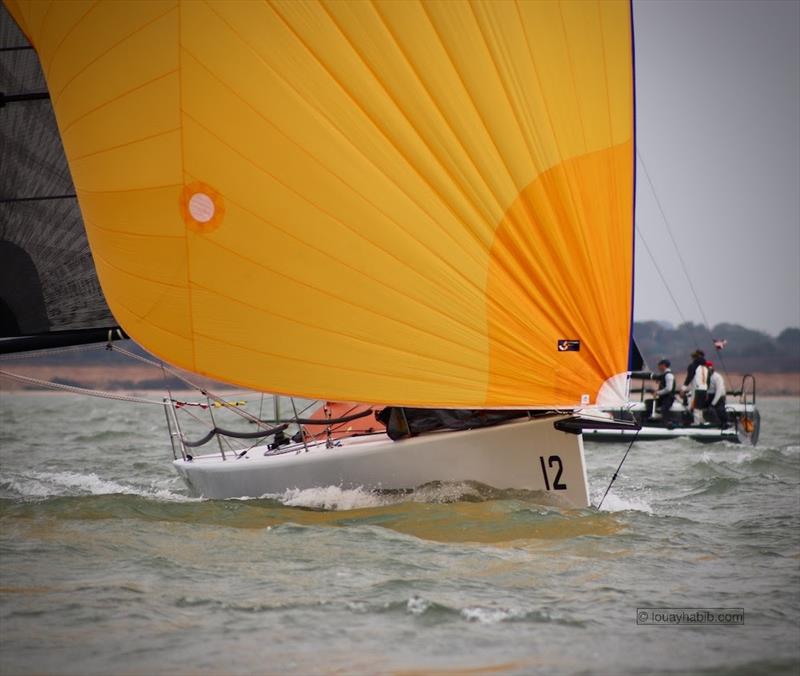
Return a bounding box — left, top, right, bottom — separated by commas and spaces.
685, 475, 743, 497
0, 470, 194, 502
378, 595, 585, 626
692, 447, 800, 485
169, 593, 580, 626
277, 485, 391, 511
269, 481, 592, 512
0, 484, 620, 545
592, 490, 654, 514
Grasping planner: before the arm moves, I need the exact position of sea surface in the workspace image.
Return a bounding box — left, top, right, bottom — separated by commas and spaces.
0, 393, 798, 675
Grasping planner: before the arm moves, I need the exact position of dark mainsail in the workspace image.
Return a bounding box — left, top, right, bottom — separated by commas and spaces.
0, 5, 122, 351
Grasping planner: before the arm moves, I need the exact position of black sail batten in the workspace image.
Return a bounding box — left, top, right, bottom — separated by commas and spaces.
0, 90, 49, 105
0, 6, 116, 349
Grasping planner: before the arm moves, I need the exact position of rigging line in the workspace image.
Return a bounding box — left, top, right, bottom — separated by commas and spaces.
175, 402, 215, 429
0, 369, 163, 404
205, 392, 227, 459
596, 426, 641, 511
635, 225, 703, 348
109, 343, 274, 430
636, 151, 731, 376
290, 397, 310, 453
157, 354, 181, 430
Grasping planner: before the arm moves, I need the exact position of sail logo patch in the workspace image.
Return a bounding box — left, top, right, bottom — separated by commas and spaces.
557, 339, 581, 352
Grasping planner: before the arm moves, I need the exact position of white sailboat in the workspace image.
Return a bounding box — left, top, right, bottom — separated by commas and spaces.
3, 0, 639, 509
585, 370, 761, 445
172, 413, 591, 507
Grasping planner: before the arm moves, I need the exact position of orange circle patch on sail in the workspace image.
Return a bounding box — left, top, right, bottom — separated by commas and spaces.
180, 182, 225, 233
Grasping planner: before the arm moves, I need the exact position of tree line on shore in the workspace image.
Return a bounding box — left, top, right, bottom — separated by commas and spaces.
634, 322, 800, 373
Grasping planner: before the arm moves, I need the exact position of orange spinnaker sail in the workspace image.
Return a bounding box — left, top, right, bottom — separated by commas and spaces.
6, 0, 634, 407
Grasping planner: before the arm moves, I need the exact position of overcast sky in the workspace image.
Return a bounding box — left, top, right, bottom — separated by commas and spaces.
632, 0, 799, 336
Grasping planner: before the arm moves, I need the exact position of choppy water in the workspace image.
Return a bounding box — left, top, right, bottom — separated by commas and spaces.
1, 393, 798, 675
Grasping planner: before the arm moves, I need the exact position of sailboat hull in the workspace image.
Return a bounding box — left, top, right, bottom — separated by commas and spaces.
172, 416, 591, 508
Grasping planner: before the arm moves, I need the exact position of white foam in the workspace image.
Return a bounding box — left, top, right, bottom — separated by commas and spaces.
595, 491, 653, 514
410, 481, 482, 503
461, 606, 525, 623
406, 596, 431, 616
4, 470, 196, 501
273, 481, 496, 510
276, 485, 389, 510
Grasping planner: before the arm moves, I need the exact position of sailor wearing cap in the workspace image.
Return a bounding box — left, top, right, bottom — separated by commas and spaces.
649, 359, 676, 429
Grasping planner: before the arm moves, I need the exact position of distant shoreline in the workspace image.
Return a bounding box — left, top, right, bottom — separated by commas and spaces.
2, 364, 798, 397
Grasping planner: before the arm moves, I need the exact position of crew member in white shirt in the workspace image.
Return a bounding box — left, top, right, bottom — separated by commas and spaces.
706, 361, 728, 429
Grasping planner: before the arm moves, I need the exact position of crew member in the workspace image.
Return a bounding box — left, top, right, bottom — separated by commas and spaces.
706, 361, 728, 429
648, 359, 676, 429
680, 349, 708, 424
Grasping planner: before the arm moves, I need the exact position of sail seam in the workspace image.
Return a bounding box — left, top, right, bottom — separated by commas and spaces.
417, 1, 519, 219
177, 111, 496, 346
82, 217, 185, 240
594, 0, 618, 315
191, 328, 489, 392
206, 0, 490, 273
467, 2, 540, 174
90, 248, 187, 291
319, 1, 578, 367
177, 34, 500, 315
42, 0, 99, 80
513, 0, 603, 345
68, 126, 182, 163
197, 0, 577, 369
97, 294, 191, 344
370, 0, 590, 349
36, 0, 54, 42
555, 0, 599, 322
58, 68, 179, 137
180, 177, 489, 358
50, 4, 178, 107
590, 0, 628, 374
468, 4, 594, 350
187, 279, 488, 382
337, 1, 498, 245
75, 182, 183, 197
